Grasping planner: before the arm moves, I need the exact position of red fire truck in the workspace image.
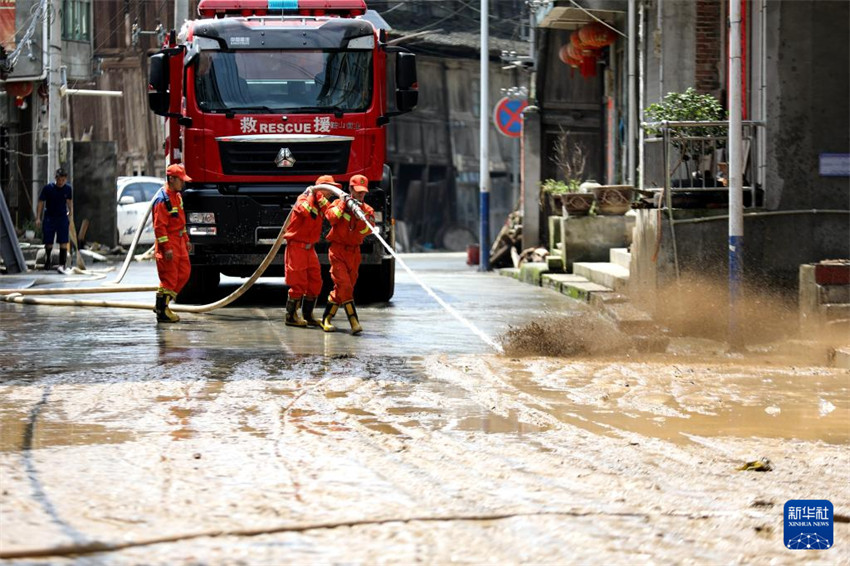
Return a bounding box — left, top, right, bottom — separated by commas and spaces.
147, 0, 417, 302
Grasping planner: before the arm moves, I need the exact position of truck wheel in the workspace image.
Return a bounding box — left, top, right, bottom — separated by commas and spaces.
355, 258, 395, 304
177, 267, 220, 304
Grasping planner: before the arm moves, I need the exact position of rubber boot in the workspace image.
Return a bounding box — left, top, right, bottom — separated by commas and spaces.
164, 294, 180, 322
302, 296, 322, 327
342, 301, 362, 335
58, 248, 67, 272
320, 302, 338, 333
285, 297, 308, 327
155, 293, 180, 323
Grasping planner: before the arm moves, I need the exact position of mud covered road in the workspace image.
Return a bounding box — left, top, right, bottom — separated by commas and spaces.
1, 254, 847, 563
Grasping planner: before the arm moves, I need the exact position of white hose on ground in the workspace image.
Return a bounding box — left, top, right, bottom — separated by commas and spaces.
0, 184, 345, 312
0, 285, 157, 296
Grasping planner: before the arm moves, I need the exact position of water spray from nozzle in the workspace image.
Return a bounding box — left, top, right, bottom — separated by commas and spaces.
312, 183, 503, 354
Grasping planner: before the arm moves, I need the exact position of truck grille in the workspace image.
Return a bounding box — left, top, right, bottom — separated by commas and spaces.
219, 141, 351, 176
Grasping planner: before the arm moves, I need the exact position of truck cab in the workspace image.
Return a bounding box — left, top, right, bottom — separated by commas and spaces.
147, 0, 417, 302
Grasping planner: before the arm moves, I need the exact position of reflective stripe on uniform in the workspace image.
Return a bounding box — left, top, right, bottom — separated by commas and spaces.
359, 226, 370, 234
157, 235, 169, 243
302, 201, 318, 214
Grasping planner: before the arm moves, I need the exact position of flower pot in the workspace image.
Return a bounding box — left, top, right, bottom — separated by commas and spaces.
561, 192, 595, 217
593, 185, 634, 215
546, 192, 564, 211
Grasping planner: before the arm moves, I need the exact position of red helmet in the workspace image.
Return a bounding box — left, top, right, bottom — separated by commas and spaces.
349, 174, 369, 193
166, 163, 192, 182
315, 174, 341, 188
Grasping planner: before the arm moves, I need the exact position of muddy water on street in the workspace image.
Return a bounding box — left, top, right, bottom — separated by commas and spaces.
1, 258, 848, 563
1, 348, 848, 564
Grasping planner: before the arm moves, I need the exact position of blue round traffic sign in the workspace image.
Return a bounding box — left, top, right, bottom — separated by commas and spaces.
493, 97, 528, 138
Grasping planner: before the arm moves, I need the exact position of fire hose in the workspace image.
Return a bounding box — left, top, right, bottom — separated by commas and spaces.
0, 184, 372, 312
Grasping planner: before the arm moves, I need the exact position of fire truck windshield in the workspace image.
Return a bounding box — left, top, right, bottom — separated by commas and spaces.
194, 49, 372, 113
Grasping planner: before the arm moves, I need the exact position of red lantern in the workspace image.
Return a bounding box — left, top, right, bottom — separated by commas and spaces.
579, 50, 598, 78
4, 81, 34, 99
566, 42, 584, 63
578, 22, 617, 49
570, 31, 584, 48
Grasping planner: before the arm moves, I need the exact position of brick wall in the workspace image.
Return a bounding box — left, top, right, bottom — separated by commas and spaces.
695, 0, 722, 93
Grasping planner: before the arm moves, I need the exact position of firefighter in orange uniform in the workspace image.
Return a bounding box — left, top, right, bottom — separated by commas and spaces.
153, 163, 192, 323
283, 175, 334, 327
321, 174, 375, 334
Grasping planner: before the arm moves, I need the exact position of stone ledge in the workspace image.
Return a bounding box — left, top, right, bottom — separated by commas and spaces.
600, 301, 657, 334
519, 262, 550, 286
498, 267, 520, 280
573, 262, 630, 292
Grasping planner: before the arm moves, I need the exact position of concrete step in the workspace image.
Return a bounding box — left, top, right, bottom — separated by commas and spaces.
609, 247, 631, 270
541, 273, 588, 293
589, 291, 630, 308
833, 347, 850, 369
542, 273, 615, 302
820, 285, 850, 304
519, 262, 550, 286
497, 267, 520, 280
572, 262, 629, 292
821, 303, 850, 321
600, 301, 657, 334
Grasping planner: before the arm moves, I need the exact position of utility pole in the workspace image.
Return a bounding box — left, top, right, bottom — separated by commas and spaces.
479, 0, 490, 271
175, 0, 189, 30
728, 0, 744, 351
627, 0, 636, 185
47, 0, 62, 181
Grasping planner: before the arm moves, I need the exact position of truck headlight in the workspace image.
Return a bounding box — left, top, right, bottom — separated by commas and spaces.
188, 212, 216, 224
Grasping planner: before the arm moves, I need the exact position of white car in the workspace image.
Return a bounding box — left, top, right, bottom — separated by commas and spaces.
116, 176, 164, 246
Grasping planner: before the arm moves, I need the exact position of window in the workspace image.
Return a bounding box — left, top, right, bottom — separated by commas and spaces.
194, 49, 373, 113
121, 182, 160, 203
62, 0, 91, 42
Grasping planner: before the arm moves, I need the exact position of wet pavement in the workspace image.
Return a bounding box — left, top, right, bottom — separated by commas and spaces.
1, 253, 848, 563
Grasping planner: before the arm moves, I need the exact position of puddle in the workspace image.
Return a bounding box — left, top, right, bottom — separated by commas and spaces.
0, 408, 135, 452
494, 361, 850, 445
454, 410, 552, 434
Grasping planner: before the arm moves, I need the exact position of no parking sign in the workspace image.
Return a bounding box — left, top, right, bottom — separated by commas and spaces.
493, 96, 528, 138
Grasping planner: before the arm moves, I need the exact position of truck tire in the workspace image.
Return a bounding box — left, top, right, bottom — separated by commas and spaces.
355, 257, 395, 304
177, 266, 220, 304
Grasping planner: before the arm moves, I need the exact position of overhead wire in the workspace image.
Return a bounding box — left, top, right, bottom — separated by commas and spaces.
1, 0, 48, 73
567, 0, 626, 38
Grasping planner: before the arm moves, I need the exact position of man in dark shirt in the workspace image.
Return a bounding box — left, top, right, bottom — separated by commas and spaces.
36, 168, 73, 270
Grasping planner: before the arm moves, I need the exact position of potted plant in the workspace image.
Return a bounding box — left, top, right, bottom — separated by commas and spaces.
644, 87, 726, 184
542, 178, 594, 216
543, 127, 594, 216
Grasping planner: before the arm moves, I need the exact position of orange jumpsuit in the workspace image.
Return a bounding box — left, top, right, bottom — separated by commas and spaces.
325, 198, 375, 303
284, 190, 331, 299
153, 185, 191, 297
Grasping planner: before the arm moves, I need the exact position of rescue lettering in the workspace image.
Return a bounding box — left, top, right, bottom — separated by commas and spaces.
257, 122, 313, 134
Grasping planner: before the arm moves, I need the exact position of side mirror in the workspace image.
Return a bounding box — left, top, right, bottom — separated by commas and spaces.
148, 53, 170, 116
119, 195, 135, 205
395, 52, 418, 113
